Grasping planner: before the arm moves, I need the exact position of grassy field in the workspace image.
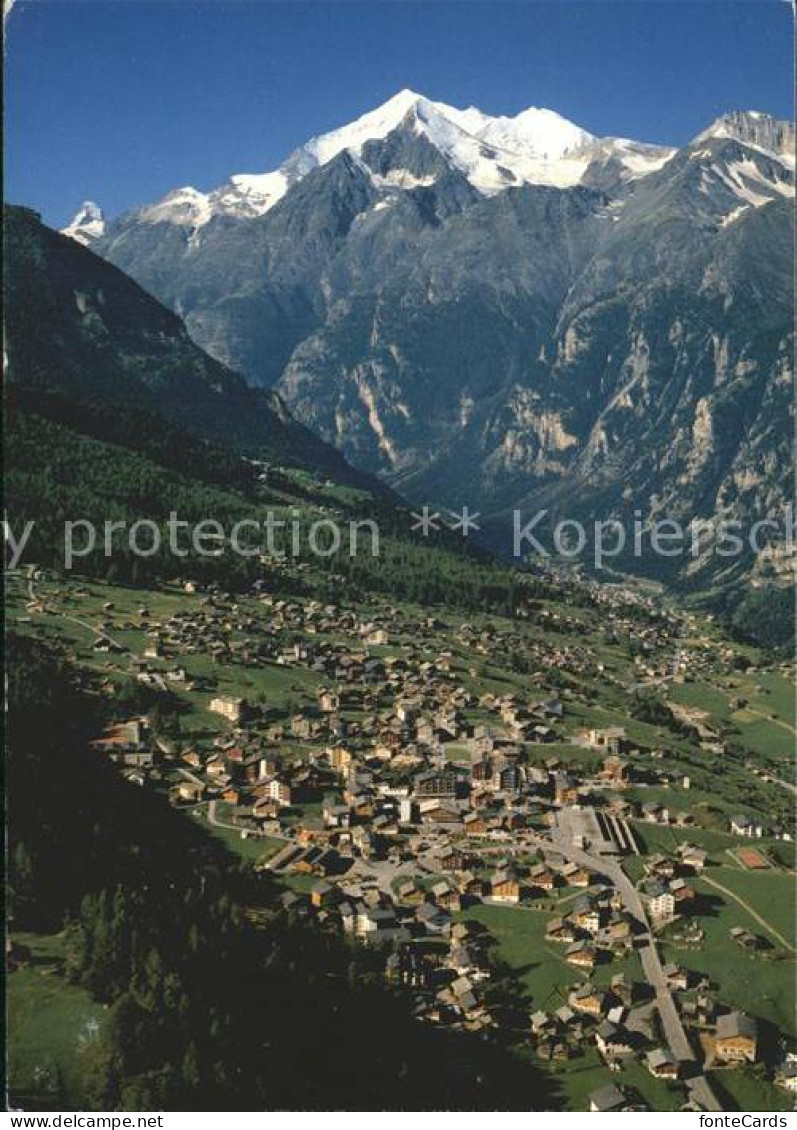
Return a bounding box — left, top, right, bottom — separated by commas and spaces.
8, 933, 104, 1109
455, 902, 642, 1011
457, 902, 578, 1009
669, 668, 795, 764
541, 1044, 684, 1112
196, 812, 285, 864
668, 681, 733, 719
630, 821, 739, 860
660, 882, 796, 1037
700, 866, 797, 950
709, 1068, 795, 1113
731, 715, 795, 760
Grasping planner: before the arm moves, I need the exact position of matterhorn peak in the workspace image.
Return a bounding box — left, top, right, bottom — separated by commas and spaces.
63, 200, 106, 245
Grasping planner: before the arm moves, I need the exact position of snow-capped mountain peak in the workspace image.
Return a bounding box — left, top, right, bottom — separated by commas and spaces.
473, 106, 595, 159
301, 88, 431, 166
93, 89, 619, 231
693, 110, 795, 165
70, 94, 793, 241
63, 200, 105, 245
286, 90, 611, 196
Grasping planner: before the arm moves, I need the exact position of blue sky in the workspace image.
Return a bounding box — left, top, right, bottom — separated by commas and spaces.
5, 0, 793, 227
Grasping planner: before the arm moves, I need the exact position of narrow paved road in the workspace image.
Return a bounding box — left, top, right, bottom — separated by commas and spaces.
767, 775, 797, 798
744, 706, 796, 739
207, 797, 292, 842
27, 566, 127, 651
531, 831, 722, 1112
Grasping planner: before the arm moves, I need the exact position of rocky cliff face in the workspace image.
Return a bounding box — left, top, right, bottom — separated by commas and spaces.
78, 98, 794, 584
3, 205, 388, 495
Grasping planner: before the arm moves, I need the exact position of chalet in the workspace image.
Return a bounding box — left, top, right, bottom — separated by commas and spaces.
641, 801, 669, 824
554, 772, 578, 805
584, 727, 626, 755
439, 847, 469, 871
430, 882, 461, 911
471, 757, 493, 784
413, 768, 458, 799
490, 872, 520, 904
318, 689, 340, 714
645, 854, 677, 879
421, 805, 462, 827
291, 845, 339, 876
448, 945, 486, 979
529, 863, 557, 891
267, 778, 292, 808
209, 695, 248, 724
715, 1012, 758, 1063
646, 886, 676, 924
776, 1060, 797, 1094
243, 754, 272, 784
647, 1047, 680, 1079
682, 995, 717, 1030
566, 941, 597, 969
395, 700, 420, 724
537, 1038, 571, 1062
554, 1004, 576, 1027
459, 874, 485, 899
663, 963, 689, 991
570, 985, 606, 1017
670, 878, 696, 906
177, 780, 205, 803
323, 803, 351, 828
356, 907, 409, 944
571, 896, 599, 928
560, 862, 590, 887
679, 844, 708, 871
492, 760, 524, 793
595, 1021, 634, 1059
546, 917, 578, 944
291, 714, 320, 740
386, 947, 432, 989
601, 756, 631, 786
589, 1083, 626, 1113
327, 746, 353, 775
528, 724, 556, 743
253, 796, 280, 821
729, 927, 760, 951
454, 989, 484, 1021
310, 880, 337, 909
415, 902, 451, 936
730, 814, 764, 839
395, 881, 421, 905
530, 1010, 552, 1034
610, 973, 633, 1004
576, 905, 603, 935
605, 914, 631, 943
463, 811, 492, 835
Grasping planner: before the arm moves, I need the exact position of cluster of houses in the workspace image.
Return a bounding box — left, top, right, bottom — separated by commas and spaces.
56, 576, 791, 1109
582, 1004, 761, 1111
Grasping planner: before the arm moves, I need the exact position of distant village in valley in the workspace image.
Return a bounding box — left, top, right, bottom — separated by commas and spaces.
8, 564, 796, 1112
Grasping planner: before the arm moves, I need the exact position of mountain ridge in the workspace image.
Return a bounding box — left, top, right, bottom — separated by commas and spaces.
53, 94, 795, 600
65, 92, 793, 239
3, 204, 392, 498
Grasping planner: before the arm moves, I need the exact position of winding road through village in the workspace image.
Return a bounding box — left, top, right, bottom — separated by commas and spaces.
529, 831, 722, 1112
